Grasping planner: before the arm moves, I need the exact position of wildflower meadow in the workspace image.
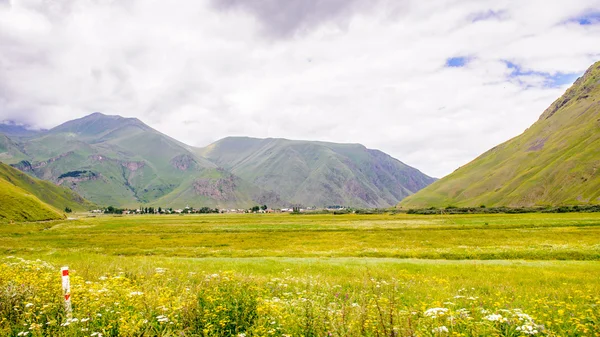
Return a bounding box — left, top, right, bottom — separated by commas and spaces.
1, 213, 599, 336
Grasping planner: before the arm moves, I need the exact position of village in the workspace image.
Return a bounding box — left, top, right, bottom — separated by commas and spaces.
89, 205, 348, 215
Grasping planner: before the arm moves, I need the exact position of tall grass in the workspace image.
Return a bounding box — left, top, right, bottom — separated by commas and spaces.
1, 256, 599, 336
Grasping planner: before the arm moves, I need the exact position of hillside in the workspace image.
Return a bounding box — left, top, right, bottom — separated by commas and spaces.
1, 113, 434, 208
0, 179, 65, 222
0, 161, 93, 212
199, 137, 436, 208
1, 113, 263, 208
400, 60, 600, 208
0, 134, 28, 162
0, 161, 90, 222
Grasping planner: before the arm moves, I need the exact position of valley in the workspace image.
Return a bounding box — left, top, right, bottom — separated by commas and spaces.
1, 213, 599, 336
1, 5, 599, 335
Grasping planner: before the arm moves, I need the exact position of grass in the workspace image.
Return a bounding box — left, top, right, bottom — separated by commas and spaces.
2, 213, 599, 260
0, 179, 65, 222
1, 213, 599, 336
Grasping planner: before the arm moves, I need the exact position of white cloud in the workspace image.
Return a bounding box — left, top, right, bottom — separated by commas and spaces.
1, 0, 599, 177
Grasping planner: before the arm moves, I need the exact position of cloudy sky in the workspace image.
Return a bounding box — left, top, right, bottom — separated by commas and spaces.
1, 0, 600, 177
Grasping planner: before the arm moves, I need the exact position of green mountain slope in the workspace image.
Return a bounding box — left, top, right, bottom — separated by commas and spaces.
0, 161, 93, 212
0, 178, 65, 222
400, 60, 600, 208
199, 137, 436, 208
0, 134, 28, 162
2, 113, 434, 208
1, 113, 260, 208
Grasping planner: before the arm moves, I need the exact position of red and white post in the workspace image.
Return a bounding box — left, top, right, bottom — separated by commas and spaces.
61, 267, 72, 318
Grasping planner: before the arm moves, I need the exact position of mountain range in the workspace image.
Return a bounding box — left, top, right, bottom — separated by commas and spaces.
5, 60, 599, 211
400, 60, 600, 208
199, 137, 434, 207
0, 114, 434, 208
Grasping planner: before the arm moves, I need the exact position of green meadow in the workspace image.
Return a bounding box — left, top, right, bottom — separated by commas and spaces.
1, 213, 599, 336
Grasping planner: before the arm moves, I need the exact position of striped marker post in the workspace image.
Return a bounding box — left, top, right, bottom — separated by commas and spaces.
61, 267, 72, 318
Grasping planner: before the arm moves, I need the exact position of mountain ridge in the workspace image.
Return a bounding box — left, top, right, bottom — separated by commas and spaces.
1, 115, 434, 208
199, 136, 435, 208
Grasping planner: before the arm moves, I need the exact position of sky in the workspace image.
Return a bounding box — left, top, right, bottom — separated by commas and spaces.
1, 0, 600, 178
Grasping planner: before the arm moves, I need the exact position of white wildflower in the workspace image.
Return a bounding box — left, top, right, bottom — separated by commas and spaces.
517, 324, 539, 335
456, 308, 470, 318
424, 308, 449, 318
516, 312, 533, 322
485, 314, 505, 322
432, 326, 449, 334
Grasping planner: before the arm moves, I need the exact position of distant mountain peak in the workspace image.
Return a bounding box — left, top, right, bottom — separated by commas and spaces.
0, 121, 45, 137
82, 112, 142, 123
50, 112, 150, 137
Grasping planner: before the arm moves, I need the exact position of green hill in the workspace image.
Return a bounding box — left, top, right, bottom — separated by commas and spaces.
400, 60, 600, 208
1, 113, 261, 208
0, 161, 94, 212
199, 137, 436, 208
0, 161, 93, 222
0, 178, 65, 222
2, 113, 434, 208
0, 134, 27, 162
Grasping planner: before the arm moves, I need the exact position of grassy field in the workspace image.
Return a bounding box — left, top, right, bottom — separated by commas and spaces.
1, 213, 599, 336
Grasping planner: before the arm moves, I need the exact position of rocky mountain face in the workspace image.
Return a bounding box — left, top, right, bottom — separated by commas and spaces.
1, 113, 434, 208
400, 60, 600, 208
199, 137, 435, 208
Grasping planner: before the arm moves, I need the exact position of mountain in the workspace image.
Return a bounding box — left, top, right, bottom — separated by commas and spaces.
1, 113, 265, 207
1, 113, 434, 208
0, 161, 94, 222
0, 122, 43, 138
400, 60, 600, 208
199, 137, 436, 208
0, 134, 28, 162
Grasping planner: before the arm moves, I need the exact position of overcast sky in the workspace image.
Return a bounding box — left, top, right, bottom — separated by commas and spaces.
1, 0, 600, 177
